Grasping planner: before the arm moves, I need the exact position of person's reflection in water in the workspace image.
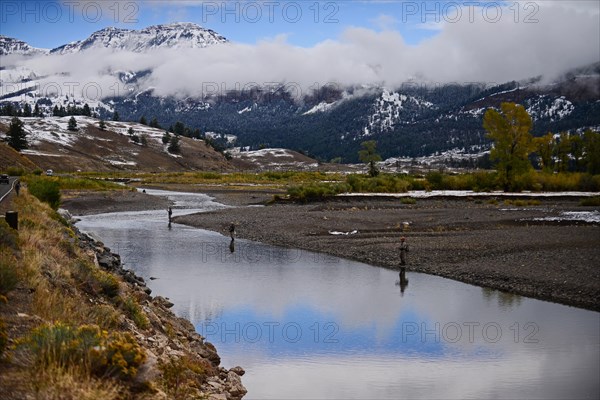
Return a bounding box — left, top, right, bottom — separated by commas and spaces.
229, 238, 235, 254
395, 267, 409, 296
168, 222, 172, 230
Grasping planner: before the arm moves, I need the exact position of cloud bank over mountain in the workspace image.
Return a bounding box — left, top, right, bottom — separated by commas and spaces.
3, 2, 598, 100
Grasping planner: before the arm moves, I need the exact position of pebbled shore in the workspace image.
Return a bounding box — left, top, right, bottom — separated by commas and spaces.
175, 193, 600, 312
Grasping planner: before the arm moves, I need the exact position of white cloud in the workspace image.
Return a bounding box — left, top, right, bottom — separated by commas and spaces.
370, 14, 399, 31
4, 2, 599, 101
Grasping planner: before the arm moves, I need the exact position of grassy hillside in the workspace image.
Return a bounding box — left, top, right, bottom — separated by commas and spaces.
0, 117, 233, 173
0, 191, 246, 399
0, 142, 38, 172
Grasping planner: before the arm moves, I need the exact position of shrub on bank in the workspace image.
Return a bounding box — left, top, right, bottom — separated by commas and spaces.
513, 172, 600, 192
287, 182, 351, 202
22, 322, 146, 379
160, 355, 213, 398
347, 174, 410, 193
26, 177, 61, 209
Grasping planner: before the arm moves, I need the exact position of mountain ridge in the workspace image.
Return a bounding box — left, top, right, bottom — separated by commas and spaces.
0, 35, 48, 56
0, 23, 227, 56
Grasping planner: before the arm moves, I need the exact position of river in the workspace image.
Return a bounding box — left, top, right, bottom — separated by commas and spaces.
76, 189, 600, 400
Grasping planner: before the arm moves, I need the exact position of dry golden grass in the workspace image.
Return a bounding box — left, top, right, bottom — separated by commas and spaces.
28, 366, 121, 400
1, 191, 153, 398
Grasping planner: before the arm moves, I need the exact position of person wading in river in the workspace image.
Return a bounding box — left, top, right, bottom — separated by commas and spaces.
229, 223, 236, 240
399, 237, 409, 266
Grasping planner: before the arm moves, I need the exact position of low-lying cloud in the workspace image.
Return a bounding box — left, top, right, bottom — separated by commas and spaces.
3, 2, 599, 101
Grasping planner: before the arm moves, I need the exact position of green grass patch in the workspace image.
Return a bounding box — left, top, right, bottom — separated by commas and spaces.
52, 177, 127, 191
77, 171, 346, 186
3, 166, 25, 176
503, 199, 542, 207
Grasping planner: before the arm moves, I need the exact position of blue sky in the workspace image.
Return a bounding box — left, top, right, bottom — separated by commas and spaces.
0, 0, 465, 49
1, 1, 598, 90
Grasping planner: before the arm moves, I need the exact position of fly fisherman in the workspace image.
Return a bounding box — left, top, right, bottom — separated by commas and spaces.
399, 236, 409, 266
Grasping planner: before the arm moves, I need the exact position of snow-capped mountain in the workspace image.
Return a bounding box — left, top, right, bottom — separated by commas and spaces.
0, 35, 48, 56
49, 22, 227, 54
1, 23, 598, 163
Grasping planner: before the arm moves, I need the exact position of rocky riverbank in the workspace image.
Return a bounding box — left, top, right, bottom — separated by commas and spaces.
0, 190, 246, 400
69, 213, 248, 399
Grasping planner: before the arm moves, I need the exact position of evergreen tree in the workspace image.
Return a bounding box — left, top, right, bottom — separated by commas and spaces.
150, 117, 160, 129
483, 103, 534, 191
128, 127, 135, 136
139, 116, 148, 125
168, 135, 181, 153
162, 131, 171, 145
0, 104, 11, 116
33, 103, 41, 117
112, 111, 120, 121
23, 103, 32, 117
82, 103, 92, 117
99, 119, 107, 131
140, 134, 148, 146
68, 116, 78, 131
53, 105, 60, 116
173, 121, 186, 137
7, 117, 28, 151
358, 140, 382, 177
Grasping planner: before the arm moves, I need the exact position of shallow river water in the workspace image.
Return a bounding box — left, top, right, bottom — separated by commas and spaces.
77, 189, 600, 400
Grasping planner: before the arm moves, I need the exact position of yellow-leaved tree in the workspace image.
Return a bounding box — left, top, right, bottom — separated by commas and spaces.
483, 103, 534, 191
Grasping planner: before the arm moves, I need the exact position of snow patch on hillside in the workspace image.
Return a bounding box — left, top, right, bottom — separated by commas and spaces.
205, 132, 237, 144
303, 101, 337, 115
231, 148, 319, 171
526, 96, 574, 121
362, 90, 435, 136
